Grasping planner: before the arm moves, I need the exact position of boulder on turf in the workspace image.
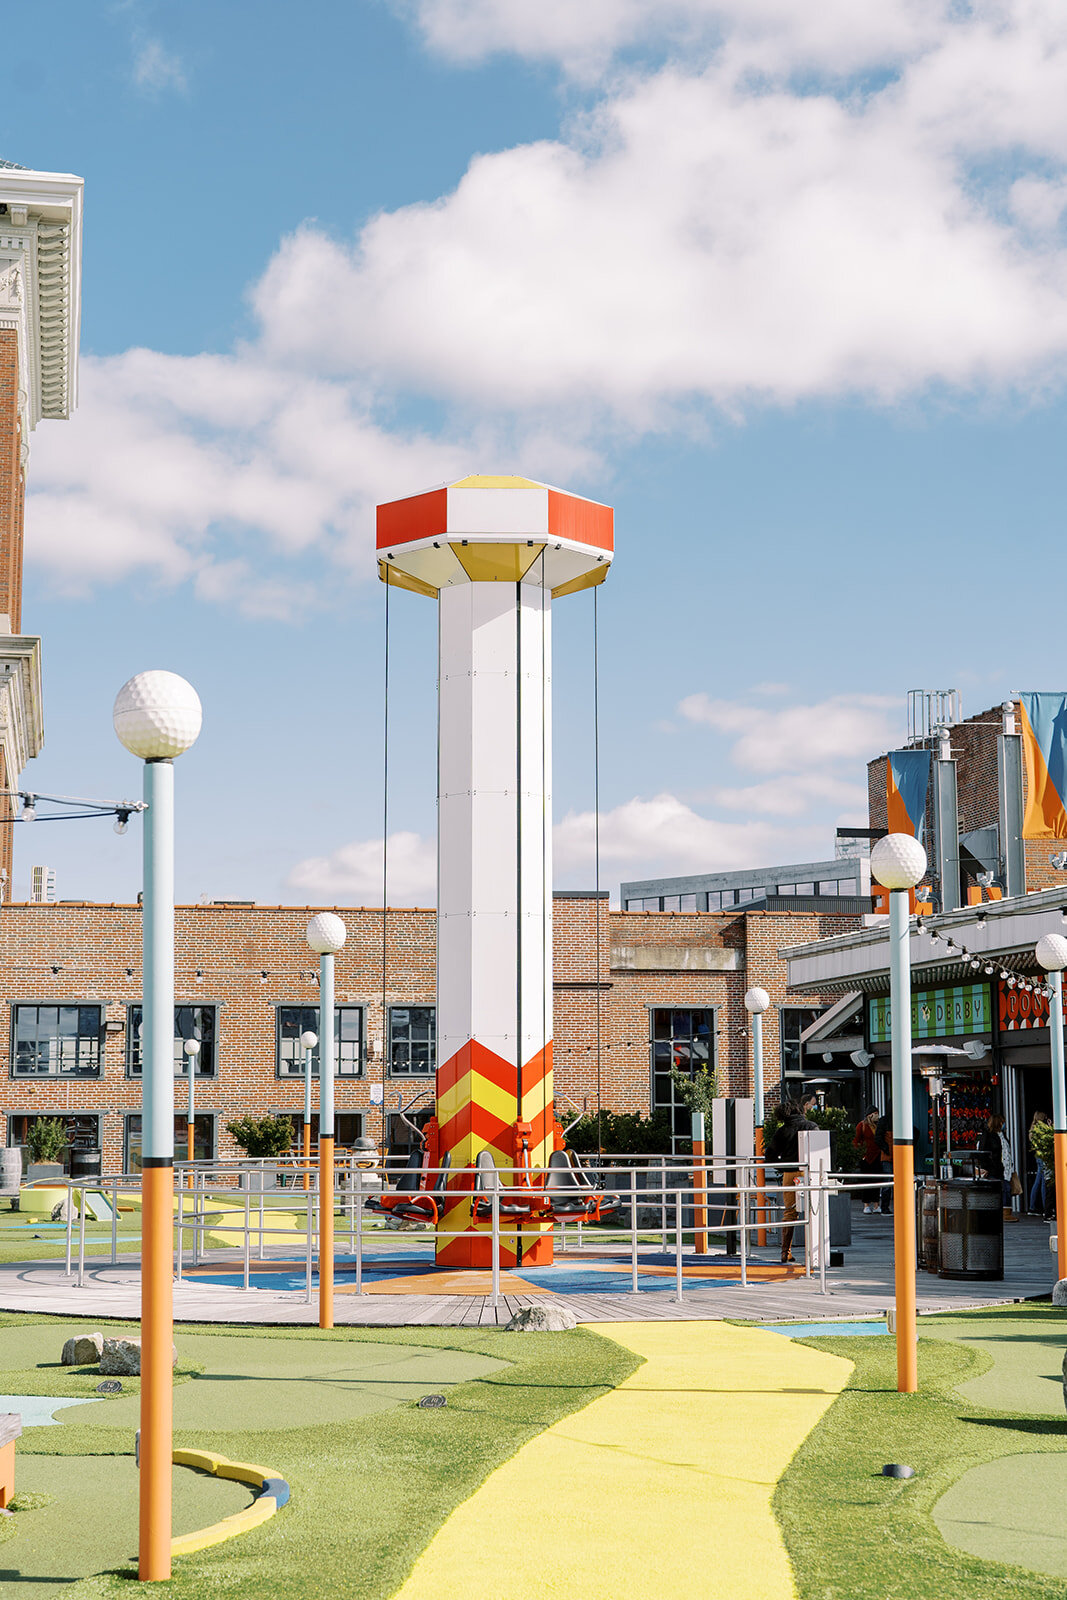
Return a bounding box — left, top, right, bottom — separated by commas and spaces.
50, 1200, 79, 1223
100, 1337, 177, 1376
504, 1304, 578, 1333
1053, 1279, 1067, 1308
61, 1332, 104, 1366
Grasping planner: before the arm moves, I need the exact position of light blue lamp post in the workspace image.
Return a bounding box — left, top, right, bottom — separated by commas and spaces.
870, 831, 927, 1396
113, 669, 201, 1582
744, 987, 770, 1125
1036, 934, 1067, 1283
306, 913, 347, 1329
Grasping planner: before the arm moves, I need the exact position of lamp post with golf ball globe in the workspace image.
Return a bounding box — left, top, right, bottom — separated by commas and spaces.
306, 914, 347, 1329
744, 987, 771, 1245
1035, 934, 1067, 1282
112, 669, 202, 1582
870, 832, 927, 1395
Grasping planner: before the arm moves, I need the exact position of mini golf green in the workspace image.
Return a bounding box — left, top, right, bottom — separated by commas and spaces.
933, 1454, 1067, 1582
0, 1456, 252, 1590
918, 1309, 1067, 1414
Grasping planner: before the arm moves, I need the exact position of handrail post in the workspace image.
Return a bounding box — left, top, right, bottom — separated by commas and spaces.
305, 1183, 314, 1304
630, 1168, 639, 1294
491, 1187, 500, 1309
243, 1188, 251, 1290
111, 1176, 119, 1266
355, 1171, 363, 1295
175, 1176, 183, 1284
674, 1189, 684, 1302
819, 1180, 828, 1296
739, 1171, 747, 1288
65, 1180, 74, 1277
77, 1185, 86, 1287
660, 1158, 667, 1254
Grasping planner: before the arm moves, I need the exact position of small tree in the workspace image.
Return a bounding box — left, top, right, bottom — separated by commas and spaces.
26, 1117, 68, 1165
1030, 1118, 1055, 1185
225, 1115, 294, 1159
668, 1063, 723, 1122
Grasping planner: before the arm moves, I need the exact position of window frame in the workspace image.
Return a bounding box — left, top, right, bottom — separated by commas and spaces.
387, 1005, 436, 1078
274, 1005, 365, 1080
126, 1004, 218, 1079
649, 1007, 717, 1140
10, 1003, 103, 1079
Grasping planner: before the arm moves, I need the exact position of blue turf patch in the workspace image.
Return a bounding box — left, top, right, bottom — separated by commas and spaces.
516, 1268, 725, 1294
764, 1321, 888, 1338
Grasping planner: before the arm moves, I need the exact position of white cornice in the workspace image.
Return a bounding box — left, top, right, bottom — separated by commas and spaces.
0, 168, 82, 431
0, 634, 44, 780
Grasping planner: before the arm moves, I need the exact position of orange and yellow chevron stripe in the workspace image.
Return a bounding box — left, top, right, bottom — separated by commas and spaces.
435, 1039, 554, 1268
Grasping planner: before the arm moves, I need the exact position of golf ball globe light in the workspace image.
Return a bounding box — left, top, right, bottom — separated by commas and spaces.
870, 833, 928, 891
113, 671, 202, 760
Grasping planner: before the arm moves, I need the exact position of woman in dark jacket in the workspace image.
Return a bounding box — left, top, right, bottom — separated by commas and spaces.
977, 1114, 1005, 1192
767, 1102, 817, 1265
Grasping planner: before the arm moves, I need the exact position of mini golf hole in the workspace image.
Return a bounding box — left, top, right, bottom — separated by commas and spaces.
417, 1394, 447, 1408
882, 1464, 915, 1479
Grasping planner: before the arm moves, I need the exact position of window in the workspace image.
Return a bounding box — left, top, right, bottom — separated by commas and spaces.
275, 1006, 364, 1078
127, 1113, 215, 1171
8, 1113, 101, 1173
836, 878, 858, 896
388, 1006, 436, 1076
280, 1112, 366, 1148
12, 1005, 102, 1077
651, 1008, 716, 1138
736, 886, 758, 903
127, 1005, 217, 1078
780, 1007, 825, 1076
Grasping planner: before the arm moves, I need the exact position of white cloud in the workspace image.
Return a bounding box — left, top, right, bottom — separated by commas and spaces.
678, 692, 899, 773
705, 772, 869, 819
26, 351, 472, 613
253, 9, 1067, 419
133, 39, 186, 93
403, 0, 944, 78
554, 791, 784, 878
286, 830, 437, 905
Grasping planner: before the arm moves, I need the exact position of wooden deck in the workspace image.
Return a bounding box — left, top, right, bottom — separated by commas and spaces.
0, 1211, 1054, 1328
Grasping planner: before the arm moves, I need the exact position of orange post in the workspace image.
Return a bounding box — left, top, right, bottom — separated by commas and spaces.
139, 1163, 174, 1579
892, 1141, 918, 1394
692, 1113, 707, 1255
303, 1122, 311, 1194
186, 1121, 195, 1189
755, 1127, 767, 1247
318, 1135, 334, 1329
1056, 1129, 1067, 1283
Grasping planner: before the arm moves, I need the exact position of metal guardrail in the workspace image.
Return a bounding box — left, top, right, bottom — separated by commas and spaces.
37, 1157, 887, 1302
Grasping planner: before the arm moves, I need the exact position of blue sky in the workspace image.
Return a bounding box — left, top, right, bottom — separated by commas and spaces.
5, 0, 1067, 905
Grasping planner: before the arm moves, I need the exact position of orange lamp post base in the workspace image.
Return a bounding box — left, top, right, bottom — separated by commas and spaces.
139, 1163, 174, 1581
318, 1135, 334, 1329
892, 1141, 918, 1394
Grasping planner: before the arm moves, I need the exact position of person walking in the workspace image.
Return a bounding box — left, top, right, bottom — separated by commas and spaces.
1029, 1112, 1051, 1218
874, 1106, 893, 1213
767, 1100, 818, 1264
852, 1107, 881, 1213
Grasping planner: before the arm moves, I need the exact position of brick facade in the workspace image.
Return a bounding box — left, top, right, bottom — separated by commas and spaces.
0, 896, 858, 1169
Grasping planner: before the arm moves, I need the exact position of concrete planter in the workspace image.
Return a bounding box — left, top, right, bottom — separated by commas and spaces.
26, 1163, 64, 1185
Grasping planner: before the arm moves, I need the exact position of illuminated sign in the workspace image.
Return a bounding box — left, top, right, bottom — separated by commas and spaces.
868, 983, 990, 1044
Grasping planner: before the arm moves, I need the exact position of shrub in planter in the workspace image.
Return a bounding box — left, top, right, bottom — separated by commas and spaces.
563, 1108, 675, 1155
225, 1115, 294, 1159
26, 1118, 68, 1167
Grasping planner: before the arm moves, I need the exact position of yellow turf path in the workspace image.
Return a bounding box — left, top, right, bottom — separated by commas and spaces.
392, 1320, 852, 1600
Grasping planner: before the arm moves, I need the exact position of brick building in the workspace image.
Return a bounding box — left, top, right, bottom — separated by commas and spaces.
0, 895, 858, 1172
868, 697, 1066, 905
0, 159, 82, 892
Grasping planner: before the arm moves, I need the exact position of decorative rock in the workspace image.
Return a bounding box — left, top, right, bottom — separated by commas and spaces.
61, 1332, 104, 1367
99, 1337, 177, 1377
504, 1304, 578, 1333
1052, 1278, 1067, 1307
50, 1200, 80, 1223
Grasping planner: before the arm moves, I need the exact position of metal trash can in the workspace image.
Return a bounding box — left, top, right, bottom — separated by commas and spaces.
828, 1191, 852, 1248
70, 1149, 102, 1183
937, 1179, 1003, 1281
919, 1180, 940, 1272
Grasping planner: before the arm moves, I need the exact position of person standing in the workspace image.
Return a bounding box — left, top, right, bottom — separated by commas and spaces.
767, 1100, 818, 1264
977, 1114, 1013, 1217
852, 1107, 881, 1213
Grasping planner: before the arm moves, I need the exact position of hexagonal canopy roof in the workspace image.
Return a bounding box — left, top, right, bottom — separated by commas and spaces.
376, 474, 613, 599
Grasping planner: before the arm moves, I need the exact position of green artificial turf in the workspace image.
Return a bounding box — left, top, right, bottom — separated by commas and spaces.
918, 1306, 1066, 1414
933, 1453, 1067, 1579
775, 1311, 1067, 1600
0, 1312, 640, 1598
0, 1455, 251, 1589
